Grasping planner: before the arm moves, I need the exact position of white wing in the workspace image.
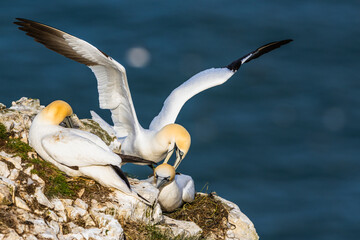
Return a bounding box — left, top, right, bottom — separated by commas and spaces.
149, 39, 293, 131
175, 174, 195, 203
90, 110, 118, 137
41, 129, 121, 168
149, 68, 234, 131
15, 18, 141, 136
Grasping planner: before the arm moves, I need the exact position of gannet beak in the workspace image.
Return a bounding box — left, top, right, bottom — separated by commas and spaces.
163, 147, 175, 164
156, 177, 169, 189
63, 116, 74, 128
173, 148, 183, 170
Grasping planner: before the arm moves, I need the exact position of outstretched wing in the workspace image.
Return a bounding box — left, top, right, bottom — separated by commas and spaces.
41, 130, 121, 168
149, 39, 292, 131
15, 18, 141, 136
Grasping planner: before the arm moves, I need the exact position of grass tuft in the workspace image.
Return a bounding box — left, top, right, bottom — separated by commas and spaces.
165, 193, 228, 239
0, 123, 7, 140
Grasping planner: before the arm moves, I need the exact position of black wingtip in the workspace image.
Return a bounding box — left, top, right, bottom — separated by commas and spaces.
111, 165, 131, 191
118, 153, 157, 166
226, 39, 293, 72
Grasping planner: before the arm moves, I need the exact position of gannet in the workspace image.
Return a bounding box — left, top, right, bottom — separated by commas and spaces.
150, 163, 195, 212
15, 18, 292, 169
28, 100, 148, 203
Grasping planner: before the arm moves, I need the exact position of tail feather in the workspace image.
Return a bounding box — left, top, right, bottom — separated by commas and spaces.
111, 164, 151, 205
111, 164, 131, 191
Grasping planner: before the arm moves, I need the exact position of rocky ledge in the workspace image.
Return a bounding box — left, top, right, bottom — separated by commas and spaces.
0, 97, 259, 240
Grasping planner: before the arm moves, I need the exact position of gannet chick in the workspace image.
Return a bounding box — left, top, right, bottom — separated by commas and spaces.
28, 100, 148, 203
153, 163, 195, 212
15, 18, 292, 169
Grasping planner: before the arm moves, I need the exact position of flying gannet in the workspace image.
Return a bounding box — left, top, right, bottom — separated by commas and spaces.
15, 18, 292, 169
149, 163, 195, 212
28, 100, 149, 203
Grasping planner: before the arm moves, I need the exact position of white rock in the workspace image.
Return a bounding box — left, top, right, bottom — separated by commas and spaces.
65, 206, 87, 220
30, 219, 50, 235
19, 192, 32, 205
0, 161, 10, 178
10, 97, 42, 112
48, 220, 60, 235
0, 151, 22, 170
31, 174, 45, 187
0, 183, 12, 205
57, 210, 67, 223
45, 210, 59, 222
35, 187, 54, 209
52, 198, 65, 211
24, 165, 34, 175
61, 233, 84, 240
9, 168, 20, 180
77, 188, 85, 198
214, 195, 259, 240
27, 178, 34, 185
3, 229, 23, 240
15, 197, 31, 211
22, 234, 38, 240
27, 151, 38, 159
74, 198, 88, 210
110, 189, 162, 224
159, 216, 202, 238
60, 199, 73, 207
83, 214, 96, 227
90, 210, 123, 239
0, 177, 16, 204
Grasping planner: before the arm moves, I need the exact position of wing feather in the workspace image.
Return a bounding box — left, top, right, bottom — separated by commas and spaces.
41, 130, 121, 167
14, 18, 141, 135
149, 39, 292, 130
175, 174, 195, 203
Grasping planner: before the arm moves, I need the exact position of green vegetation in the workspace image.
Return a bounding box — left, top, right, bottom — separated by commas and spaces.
6, 138, 32, 159
0, 123, 7, 140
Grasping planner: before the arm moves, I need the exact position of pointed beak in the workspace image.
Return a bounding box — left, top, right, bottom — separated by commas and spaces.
63, 116, 74, 128
156, 177, 169, 189
173, 148, 183, 170
163, 147, 175, 164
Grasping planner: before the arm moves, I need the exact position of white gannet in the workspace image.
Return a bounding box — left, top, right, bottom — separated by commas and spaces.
150, 163, 195, 212
28, 100, 149, 203
15, 18, 292, 169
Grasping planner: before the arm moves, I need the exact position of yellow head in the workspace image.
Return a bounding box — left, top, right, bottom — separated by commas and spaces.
154, 163, 176, 188
40, 100, 73, 125
156, 124, 191, 169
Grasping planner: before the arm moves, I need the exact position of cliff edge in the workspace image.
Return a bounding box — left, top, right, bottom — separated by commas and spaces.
0, 97, 259, 240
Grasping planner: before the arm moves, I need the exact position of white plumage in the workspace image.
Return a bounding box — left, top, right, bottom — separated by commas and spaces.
16, 18, 292, 169
28, 100, 147, 203
149, 163, 195, 212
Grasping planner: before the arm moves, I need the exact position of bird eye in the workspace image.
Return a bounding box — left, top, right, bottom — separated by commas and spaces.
179, 151, 184, 157
155, 174, 158, 179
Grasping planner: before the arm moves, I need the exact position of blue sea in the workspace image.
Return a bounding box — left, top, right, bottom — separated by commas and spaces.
1, 1, 360, 239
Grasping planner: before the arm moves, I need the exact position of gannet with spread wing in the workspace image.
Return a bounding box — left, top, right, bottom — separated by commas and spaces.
15, 18, 292, 169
